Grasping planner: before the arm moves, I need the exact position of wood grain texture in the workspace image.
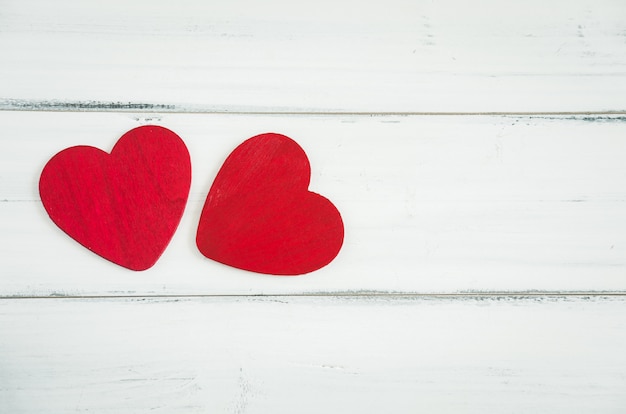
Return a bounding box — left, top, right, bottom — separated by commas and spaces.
1, 296, 625, 414
39, 125, 191, 271
1, 1, 625, 411
1, 0, 625, 112
196, 132, 344, 275
1, 111, 625, 296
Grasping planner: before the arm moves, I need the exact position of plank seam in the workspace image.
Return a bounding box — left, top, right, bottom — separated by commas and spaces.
1, 101, 626, 116
3, 109, 626, 116
2, 292, 626, 300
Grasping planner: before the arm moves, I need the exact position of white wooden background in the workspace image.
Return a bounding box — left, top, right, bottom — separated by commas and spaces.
1, 0, 626, 412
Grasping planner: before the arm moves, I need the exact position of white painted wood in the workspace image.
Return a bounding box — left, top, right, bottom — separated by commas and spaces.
2, 1, 625, 411
1, 0, 625, 112
1, 296, 625, 413
1, 111, 625, 296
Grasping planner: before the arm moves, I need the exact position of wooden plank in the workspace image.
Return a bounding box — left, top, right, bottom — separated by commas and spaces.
1, 111, 625, 295
1, 0, 625, 112
2, 2, 624, 411
1, 295, 625, 413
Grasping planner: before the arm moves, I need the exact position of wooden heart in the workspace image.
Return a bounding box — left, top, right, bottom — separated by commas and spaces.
39, 126, 191, 271
196, 133, 344, 275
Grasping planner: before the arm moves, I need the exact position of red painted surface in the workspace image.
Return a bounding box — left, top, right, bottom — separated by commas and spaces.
196, 133, 344, 275
39, 126, 191, 271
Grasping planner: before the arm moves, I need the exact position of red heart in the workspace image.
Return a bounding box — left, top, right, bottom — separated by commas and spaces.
196, 133, 344, 275
39, 126, 191, 271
